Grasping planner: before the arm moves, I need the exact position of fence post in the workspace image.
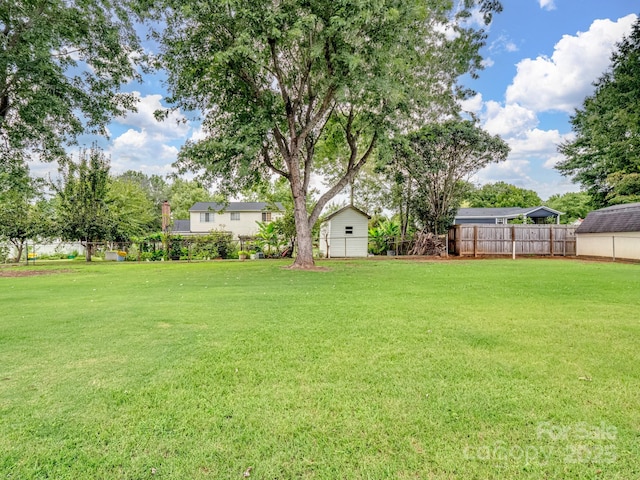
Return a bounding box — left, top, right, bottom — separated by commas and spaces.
512, 225, 516, 260
549, 226, 554, 256
612, 236, 616, 262
473, 226, 478, 257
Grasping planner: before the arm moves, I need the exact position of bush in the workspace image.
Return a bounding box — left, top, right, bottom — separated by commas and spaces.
192, 231, 234, 259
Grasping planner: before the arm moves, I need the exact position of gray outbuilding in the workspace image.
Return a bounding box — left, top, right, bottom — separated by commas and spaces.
576, 203, 640, 261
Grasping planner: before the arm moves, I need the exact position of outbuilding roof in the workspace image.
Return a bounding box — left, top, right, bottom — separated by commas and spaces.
324, 205, 371, 221
189, 202, 285, 212
455, 206, 562, 219
576, 202, 640, 234
171, 219, 191, 232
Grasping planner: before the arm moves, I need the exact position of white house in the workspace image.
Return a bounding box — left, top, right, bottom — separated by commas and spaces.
576, 203, 640, 261
171, 202, 284, 239
319, 206, 370, 258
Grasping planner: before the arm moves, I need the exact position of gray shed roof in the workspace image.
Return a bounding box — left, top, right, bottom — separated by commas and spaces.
189, 201, 284, 212
171, 219, 191, 233
576, 202, 640, 234
456, 206, 562, 219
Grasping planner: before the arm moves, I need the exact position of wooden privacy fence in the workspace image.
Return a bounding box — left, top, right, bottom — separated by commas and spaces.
448, 224, 577, 257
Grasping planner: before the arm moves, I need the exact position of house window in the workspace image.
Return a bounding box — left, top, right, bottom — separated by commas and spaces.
345, 226, 353, 235
200, 212, 215, 223
262, 212, 272, 222
230, 212, 240, 221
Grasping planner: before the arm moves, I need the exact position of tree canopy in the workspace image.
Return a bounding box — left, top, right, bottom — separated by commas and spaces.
0, 0, 141, 168
146, 0, 503, 267
556, 16, 640, 207
54, 147, 113, 261
391, 121, 509, 235
468, 181, 542, 208
544, 191, 593, 224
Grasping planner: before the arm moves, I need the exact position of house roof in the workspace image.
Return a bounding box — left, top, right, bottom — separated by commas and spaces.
324, 205, 371, 221
171, 219, 191, 233
455, 206, 562, 219
576, 202, 640, 234
189, 201, 284, 212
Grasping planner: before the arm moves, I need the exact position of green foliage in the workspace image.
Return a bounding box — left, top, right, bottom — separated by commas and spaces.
191, 231, 235, 260
556, 17, 640, 207
54, 146, 113, 260
0, 163, 54, 261
390, 121, 509, 234
468, 181, 542, 208
168, 178, 219, 220
368, 219, 400, 255
107, 177, 157, 240
146, 0, 503, 266
255, 221, 285, 258
545, 191, 594, 224
0, 0, 141, 166
115, 171, 171, 229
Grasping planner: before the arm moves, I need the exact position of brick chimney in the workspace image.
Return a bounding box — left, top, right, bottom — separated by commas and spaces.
161, 201, 171, 232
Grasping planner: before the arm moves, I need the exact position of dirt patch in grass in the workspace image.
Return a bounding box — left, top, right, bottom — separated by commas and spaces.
0, 268, 73, 278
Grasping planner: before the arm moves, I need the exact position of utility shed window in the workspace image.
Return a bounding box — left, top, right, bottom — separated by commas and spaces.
345, 226, 353, 234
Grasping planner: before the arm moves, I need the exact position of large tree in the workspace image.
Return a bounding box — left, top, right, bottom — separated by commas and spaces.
0, 0, 141, 169
54, 147, 113, 261
148, 0, 502, 268
107, 177, 158, 240
393, 120, 509, 234
557, 16, 640, 207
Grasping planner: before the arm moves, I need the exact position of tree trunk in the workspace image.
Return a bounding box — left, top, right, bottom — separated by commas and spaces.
291, 191, 315, 268
11, 240, 25, 263
85, 241, 92, 262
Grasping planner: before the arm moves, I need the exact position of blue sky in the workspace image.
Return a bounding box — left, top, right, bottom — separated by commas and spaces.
32, 1, 639, 201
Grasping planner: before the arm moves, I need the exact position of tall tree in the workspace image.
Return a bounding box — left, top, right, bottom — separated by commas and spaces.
0, 0, 141, 170
468, 181, 542, 208
115, 170, 171, 230
393, 121, 509, 235
557, 17, 640, 207
168, 178, 219, 221
0, 163, 51, 261
54, 147, 113, 261
147, 0, 502, 268
108, 177, 158, 240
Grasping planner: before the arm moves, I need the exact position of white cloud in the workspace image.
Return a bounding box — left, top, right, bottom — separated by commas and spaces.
506, 14, 637, 113
105, 93, 197, 175
543, 153, 566, 169
538, 0, 556, 12
115, 92, 190, 140
506, 128, 566, 159
483, 101, 538, 137
459, 93, 484, 115
489, 35, 519, 55
481, 57, 495, 68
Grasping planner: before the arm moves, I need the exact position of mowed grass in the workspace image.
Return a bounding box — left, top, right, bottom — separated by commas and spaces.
0, 259, 639, 479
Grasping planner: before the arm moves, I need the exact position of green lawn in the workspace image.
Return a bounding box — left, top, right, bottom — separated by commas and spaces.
1, 259, 639, 479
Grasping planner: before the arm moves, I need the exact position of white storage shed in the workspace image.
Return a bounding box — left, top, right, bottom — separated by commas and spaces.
319, 206, 370, 258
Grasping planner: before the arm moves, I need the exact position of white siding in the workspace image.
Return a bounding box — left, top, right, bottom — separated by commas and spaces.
320, 208, 369, 258
577, 232, 640, 260
190, 210, 283, 238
